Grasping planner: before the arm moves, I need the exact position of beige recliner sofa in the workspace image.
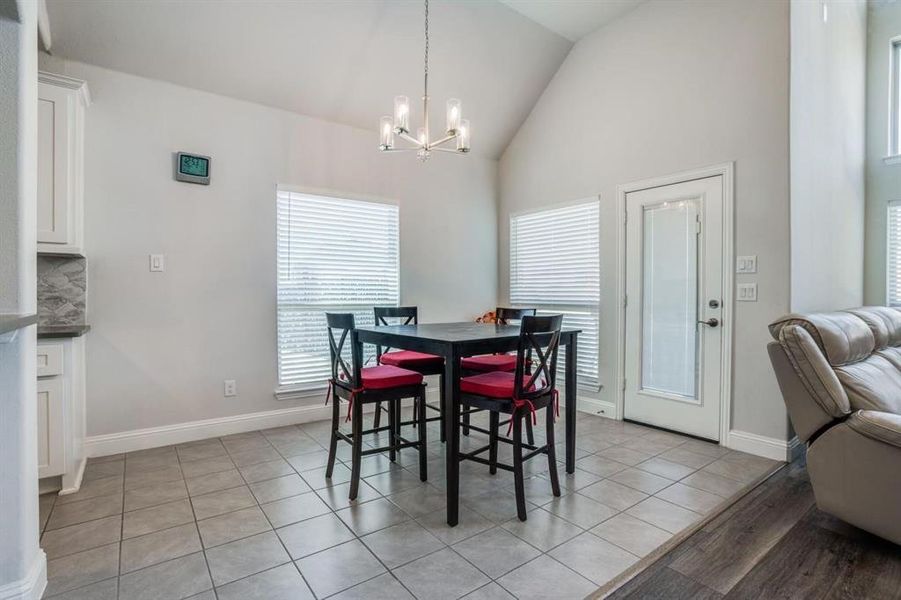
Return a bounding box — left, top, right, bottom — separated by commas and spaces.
768, 306, 901, 545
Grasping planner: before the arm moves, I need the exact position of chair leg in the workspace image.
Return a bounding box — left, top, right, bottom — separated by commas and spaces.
525, 417, 535, 446
393, 398, 402, 457
388, 398, 397, 463
462, 408, 471, 437
512, 413, 527, 521
439, 373, 446, 443
545, 406, 561, 497
374, 401, 382, 429
349, 400, 363, 500
489, 411, 499, 475
325, 390, 340, 479
417, 389, 428, 481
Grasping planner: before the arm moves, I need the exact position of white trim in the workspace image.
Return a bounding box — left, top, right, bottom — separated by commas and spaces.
727, 430, 798, 462
83, 388, 442, 457
37, 71, 90, 106
37, 0, 51, 52
0, 551, 46, 600
59, 457, 87, 496
883, 154, 901, 166
576, 395, 617, 420
276, 183, 399, 208
86, 403, 356, 457
614, 162, 735, 444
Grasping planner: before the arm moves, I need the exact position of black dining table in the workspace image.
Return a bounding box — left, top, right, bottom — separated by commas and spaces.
352, 321, 580, 526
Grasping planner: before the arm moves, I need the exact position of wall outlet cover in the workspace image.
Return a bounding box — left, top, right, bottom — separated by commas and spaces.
223, 379, 237, 397
149, 254, 165, 272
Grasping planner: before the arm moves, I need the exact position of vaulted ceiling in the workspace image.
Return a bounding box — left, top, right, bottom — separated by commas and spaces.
46, 0, 577, 159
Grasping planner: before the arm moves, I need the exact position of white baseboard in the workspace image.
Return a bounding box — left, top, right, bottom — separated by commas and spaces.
59, 457, 87, 495
0, 551, 46, 600
727, 429, 800, 461
575, 395, 617, 420
85, 401, 376, 457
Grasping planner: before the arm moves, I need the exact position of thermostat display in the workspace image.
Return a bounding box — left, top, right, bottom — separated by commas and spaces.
175, 152, 210, 185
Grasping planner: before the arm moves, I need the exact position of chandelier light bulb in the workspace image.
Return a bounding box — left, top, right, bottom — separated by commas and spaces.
379, 116, 394, 149
446, 98, 461, 133
394, 96, 410, 133
457, 119, 470, 152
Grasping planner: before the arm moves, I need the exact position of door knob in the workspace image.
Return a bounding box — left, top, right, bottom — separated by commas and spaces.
698, 318, 719, 328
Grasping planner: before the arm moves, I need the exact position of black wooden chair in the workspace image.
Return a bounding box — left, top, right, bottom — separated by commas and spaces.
457, 314, 563, 521
463, 307, 538, 443
323, 313, 427, 500
373, 306, 446, 441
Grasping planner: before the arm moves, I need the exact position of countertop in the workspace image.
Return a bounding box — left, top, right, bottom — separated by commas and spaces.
37, 325, 91, 339
0, 313, 39, 336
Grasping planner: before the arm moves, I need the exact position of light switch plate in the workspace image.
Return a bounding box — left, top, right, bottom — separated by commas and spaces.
149, 254, 165, 272
737, 283, 758, 302
736, 255, 757, 274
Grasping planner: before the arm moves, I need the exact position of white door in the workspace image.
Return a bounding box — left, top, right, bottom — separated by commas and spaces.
624, 176, 724, 441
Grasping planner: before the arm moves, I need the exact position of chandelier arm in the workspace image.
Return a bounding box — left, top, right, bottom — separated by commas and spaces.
429, 133, 457, 149
381, 147, 419, 153
398, 131, 424, 147
432, 147, 463, 154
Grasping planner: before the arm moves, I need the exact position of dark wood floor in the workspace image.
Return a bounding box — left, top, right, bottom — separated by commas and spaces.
607, 455, 901, 599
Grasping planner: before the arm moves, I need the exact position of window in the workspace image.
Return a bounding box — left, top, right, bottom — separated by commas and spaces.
277, 190, 399, 390
510, 201, 600, 387
892, 39, 901, 157
888, 201, 901, 307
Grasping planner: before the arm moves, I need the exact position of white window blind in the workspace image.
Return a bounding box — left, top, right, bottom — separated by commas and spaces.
277, 190, 399, 389
889, 201, 901, 307
510, 201, 600, 387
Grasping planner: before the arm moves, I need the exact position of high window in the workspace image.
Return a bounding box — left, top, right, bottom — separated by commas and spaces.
510, 201, 600, 387
888, 201, 901, 307
276, 189, 399, 390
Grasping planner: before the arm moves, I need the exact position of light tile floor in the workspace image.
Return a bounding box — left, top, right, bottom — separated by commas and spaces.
39, 411, 780, 599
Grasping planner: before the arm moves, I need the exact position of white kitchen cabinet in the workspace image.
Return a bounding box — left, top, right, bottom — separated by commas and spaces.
37, 337, 87, 491
37, 72, 90, 255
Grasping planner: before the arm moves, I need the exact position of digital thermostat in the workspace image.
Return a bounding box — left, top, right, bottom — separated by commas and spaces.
175, 152, 210, 185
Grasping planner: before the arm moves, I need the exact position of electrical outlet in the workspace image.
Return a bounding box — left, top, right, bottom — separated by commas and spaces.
149, 254, 165, 272
223, 379, 237, 397
737, 283, 758, 302
736, 255, 757, 274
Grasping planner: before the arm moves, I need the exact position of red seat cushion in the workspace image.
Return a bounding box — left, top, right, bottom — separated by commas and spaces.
460, 371, 520, 399
379, 350, 444, 369
461, 354, 518, 372
360, 365, 423, 390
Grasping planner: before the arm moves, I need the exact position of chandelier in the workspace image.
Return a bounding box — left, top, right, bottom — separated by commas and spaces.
378, 0, 470, 161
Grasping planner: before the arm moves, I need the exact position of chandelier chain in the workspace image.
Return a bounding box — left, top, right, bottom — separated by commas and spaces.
423, 0, 429, 99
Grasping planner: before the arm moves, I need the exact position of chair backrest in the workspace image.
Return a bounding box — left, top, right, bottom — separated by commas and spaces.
326, 312, 361, 388
373, 306, 419, 360
496, 307, 536, 324
374, 306, 418, 326
512, 315, 563, 400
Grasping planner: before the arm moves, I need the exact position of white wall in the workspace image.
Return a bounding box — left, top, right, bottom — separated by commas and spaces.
0, 0, 43, 596
498, 0, 791, 442
790, 0, 866, 312
865, 1, 901, 305
40, 59, 498, 438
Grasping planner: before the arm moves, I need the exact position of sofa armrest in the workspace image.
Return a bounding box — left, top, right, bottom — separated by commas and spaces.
847, 410, 901, 449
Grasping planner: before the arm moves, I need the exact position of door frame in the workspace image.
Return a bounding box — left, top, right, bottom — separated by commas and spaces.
614, 162, 735, 444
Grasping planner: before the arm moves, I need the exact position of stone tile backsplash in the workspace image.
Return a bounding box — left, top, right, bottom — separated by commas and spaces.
37, 255, 87, 326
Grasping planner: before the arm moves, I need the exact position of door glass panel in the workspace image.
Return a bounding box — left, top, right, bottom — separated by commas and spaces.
641, 200, 699, 398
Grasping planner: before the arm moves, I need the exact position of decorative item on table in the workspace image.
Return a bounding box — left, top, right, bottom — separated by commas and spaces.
476, 311, 497, 323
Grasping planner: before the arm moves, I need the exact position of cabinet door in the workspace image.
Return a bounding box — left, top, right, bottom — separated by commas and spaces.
37, 83, 73, 245
37, 378, 65, 478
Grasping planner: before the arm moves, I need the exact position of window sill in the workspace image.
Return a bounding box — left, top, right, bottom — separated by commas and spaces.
274, 385, 327, 402
883, 154, 901, 166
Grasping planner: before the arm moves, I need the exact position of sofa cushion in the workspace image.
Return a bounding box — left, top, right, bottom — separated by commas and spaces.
778, 324, 850, 417
770, 312, 874, 367
845, 307, 901, 349
835, 355, 901, 414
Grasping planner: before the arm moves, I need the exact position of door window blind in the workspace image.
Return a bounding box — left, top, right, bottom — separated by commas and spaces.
889, 201, 901, 308
510, 201, 600, 387
277, 190, 399, 389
